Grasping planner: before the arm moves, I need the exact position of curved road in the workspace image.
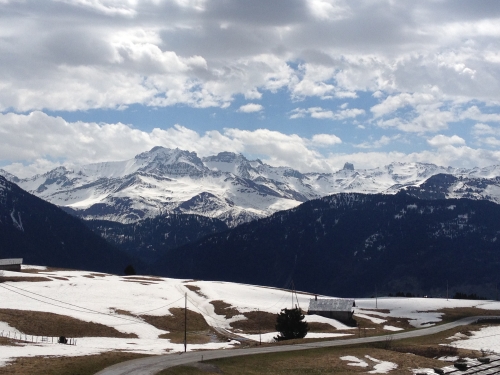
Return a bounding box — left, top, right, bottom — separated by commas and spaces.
95, 316, 499, 375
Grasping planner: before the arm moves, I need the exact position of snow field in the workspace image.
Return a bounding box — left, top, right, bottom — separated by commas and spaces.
1, 266, 500, 369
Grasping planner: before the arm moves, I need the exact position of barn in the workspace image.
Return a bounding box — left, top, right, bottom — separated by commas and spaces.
307, 297, 356, 325
0, 258, 23, 272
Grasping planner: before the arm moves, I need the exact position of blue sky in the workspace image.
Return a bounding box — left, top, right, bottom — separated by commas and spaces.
1, 0, 500, 177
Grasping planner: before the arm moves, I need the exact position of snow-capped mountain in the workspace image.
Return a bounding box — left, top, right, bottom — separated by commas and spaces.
4, 146, 500, 226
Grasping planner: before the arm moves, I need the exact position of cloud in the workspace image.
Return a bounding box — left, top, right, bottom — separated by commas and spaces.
2, 0, 500, 113
311, 134, 342, 146
427, 134, 466, 148
354, 135, 400, 149
2, 112, 500, 180
290, 106, 365, 120
238, 103, 264, 113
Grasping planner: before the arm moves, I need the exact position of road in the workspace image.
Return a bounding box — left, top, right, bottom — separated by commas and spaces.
95, 316, 499, 375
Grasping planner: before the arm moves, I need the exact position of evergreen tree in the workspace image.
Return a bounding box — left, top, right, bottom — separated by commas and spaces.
274, 308, 308, 341
124, 264, 136, 275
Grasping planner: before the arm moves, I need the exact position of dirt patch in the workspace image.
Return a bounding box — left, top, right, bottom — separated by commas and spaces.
185, 285, 207, 298
433, 307, 500, 323
162, 346, 446, 375
308, 322, 339, 333
122, 276, 164, 282
121, 280, 157, 285
0, 309, 136, 338
0, 337, 20, 346
0, 276, 52, 283
141, 308, 222, 344
0, 351, 148, 375
49, 277, 69, 281
19, 267, 72, 274
210, 300, 241, 319
90, 273, 108, 277
110, 308, 137, 317
230, 311, 276, 334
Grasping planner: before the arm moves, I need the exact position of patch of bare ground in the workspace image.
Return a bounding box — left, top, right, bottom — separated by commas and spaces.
0, 352, 149, 375
230, 311, 276, 334
210, 300, 241, 319
121, 276, 164, 282
141, 308, 223, 344
49, 276, 69, 280
0, 276, 52, 283
185, 284, 208, 298
89, 273, 108, 277
159, 346, 447, 375
308, 322, 339, 333
121, 280, 157, 285
0, 309, 136, 338
0, 337, 19, 346
20, 267, 74, 274
432, 307, 500, 323
110, 308, 136, 317
352, 314, 413, 336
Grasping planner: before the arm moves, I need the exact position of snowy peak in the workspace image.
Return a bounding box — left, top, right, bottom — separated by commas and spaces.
135, 147, 206, 176
203, 151, 257, 179
0, 169, 20, 184
9, 147, 500, 226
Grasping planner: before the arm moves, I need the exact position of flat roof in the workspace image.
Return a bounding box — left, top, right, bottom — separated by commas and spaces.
0, 258, 23, 266
308, 298, 354, 312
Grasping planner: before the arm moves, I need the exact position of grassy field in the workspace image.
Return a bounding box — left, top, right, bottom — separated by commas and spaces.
156, 324, 490, 375
0, 352, 148, 375
0, 309, 136, 338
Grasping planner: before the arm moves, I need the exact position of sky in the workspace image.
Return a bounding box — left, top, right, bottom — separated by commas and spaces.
2, 0, 500, 178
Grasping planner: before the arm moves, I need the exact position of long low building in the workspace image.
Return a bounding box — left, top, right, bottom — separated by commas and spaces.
308, 297, 356, 325
0, 258, 23, 272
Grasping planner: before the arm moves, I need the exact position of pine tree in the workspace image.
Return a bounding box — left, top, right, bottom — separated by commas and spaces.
274, 308, 308, 341
124, 264, 136, 275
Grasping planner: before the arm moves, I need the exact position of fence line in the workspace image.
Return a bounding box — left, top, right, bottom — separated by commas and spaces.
0, 330, 77, 345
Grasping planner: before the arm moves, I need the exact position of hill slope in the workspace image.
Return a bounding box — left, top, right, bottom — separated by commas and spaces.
155, 192, 500, 298
85, 214, 228, 263
0, 176, 136, 274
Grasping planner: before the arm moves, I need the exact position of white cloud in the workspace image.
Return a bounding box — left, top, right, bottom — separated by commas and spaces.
311, 134, 342, 146
2, 112, 500, 180
290, 106, 364, 120
427, 134, 466, 148
238, 103, 264, 113
354, 135, 399, 149
2, 0, 500, 113
460, 106, 500, 123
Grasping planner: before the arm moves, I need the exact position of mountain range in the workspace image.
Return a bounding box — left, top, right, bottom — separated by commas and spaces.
155, 191, 500, 298
3, 146, 500, 227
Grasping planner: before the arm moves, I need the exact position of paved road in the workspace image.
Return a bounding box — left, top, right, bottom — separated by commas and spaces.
95, 316, 499, 375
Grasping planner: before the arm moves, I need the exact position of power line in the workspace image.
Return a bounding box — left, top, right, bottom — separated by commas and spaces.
0, 283, 144, 325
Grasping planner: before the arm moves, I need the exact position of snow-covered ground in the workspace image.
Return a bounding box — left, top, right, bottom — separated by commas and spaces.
355, 297, 500, 328
448, 326, 500, 353
0, 266, 499, 369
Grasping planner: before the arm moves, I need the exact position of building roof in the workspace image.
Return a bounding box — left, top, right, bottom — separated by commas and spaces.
308, 298, 354, 312
0, 258, 23, 266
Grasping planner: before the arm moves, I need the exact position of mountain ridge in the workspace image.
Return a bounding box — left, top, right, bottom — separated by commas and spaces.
3, 147, 500, 226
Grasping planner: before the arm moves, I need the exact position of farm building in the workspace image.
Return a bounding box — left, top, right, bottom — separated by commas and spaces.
308, 297, 355, 325
0, 258, 23, 272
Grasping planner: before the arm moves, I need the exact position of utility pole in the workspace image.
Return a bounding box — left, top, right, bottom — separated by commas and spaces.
258, 308, 261, 345
184, 292, 187, 353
